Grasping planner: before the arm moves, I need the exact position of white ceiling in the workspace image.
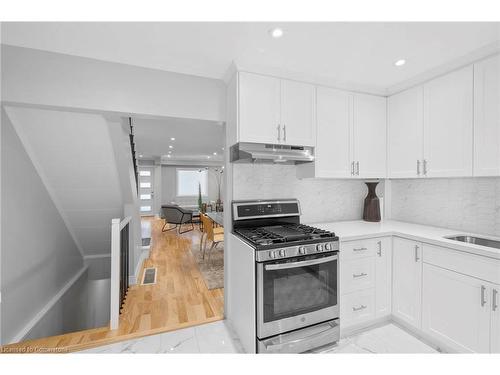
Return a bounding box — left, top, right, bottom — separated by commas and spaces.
133, 116, 224, 163
2, 22, 499, 94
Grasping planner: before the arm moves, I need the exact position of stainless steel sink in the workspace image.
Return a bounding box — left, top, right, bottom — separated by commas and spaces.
444, 235, 500, 249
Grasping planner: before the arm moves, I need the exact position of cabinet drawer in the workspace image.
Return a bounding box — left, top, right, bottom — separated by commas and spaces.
341, 289, 376, 327
341, 238, 381, 260
423, 244, 500, 284
341, 257, 375, 294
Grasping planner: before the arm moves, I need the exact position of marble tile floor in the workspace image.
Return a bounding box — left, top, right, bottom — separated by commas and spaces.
77, 321, 437, 354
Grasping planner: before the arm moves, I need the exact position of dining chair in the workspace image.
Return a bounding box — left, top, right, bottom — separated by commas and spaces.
200, 213, 224, 264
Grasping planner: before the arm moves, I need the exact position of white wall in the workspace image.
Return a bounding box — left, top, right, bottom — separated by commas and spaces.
391, 177, 500, 236
4, 106, 124, 257
232, 164, 381, 224
1, 45, 226, 122
1, 108, 84, 344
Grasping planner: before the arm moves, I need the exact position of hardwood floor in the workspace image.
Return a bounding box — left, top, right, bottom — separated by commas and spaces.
1, 217, 224, 353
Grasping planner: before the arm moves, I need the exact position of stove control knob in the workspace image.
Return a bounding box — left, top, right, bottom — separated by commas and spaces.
269, 251, 276, 259
279, 249, 286, 257
298, 246, 306, 255
325, 243, 332, 251
316, 244, 324, 252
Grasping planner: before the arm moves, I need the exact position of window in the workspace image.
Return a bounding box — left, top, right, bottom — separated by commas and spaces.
139, 170, 151, 177
176, 169, 207, 196
140, 194, 151, 200
140, 182, 151, 188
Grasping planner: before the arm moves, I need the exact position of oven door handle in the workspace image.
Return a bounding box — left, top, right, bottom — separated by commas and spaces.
265, 254, 338, 271
262, 320, 338, 351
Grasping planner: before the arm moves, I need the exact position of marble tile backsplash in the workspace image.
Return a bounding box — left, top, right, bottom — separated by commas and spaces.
391, 177, 500, 237
232, 164, 381, 224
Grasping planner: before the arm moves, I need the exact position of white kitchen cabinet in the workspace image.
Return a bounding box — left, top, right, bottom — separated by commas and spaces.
392, 237, 422, 329
280, 79, 316, 146
491, 285, 500, 353
237, 72, 315, 147
422, 263, 491, 353
474, 54, 500, 176
238, 72, 281, 144
375, 237, 392, 318
353, 93, 387, 178
423, 65, 473, 177
387, 86, 424, 178
297, 88, 387, 179
298, 87, 352, 178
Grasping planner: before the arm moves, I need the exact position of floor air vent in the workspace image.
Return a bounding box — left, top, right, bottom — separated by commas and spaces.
142, 238, 151, 247
142, 267, 157, 285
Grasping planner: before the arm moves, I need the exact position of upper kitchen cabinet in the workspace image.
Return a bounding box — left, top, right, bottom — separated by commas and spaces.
297, 87, 387, 179
473, 54, 500, 176
388, 86, 424, 178
238, 72, 281, 144
353, 93, 387, 178
280, 79, 316, 147
387, 65, 473, 178
423, 65, 473, 177
298, 87, 351, 178
237, 72, 316, 147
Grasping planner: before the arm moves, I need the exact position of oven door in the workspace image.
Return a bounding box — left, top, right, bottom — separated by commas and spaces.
257, 252, 339, 339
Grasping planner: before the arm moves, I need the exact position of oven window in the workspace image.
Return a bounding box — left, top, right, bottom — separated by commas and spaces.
263, 255, 337, 322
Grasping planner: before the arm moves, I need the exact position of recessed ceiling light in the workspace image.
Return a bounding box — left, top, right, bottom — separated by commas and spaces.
207, 156, 211, 159
170, 137, 175, 141
213, 152, 217, 156
138, 153, 143, 158
269, 27, 284, 39
168, 151, 172, 154
169, 145, 173, 149
394, 59, 406, 67
167, 155, 171, 158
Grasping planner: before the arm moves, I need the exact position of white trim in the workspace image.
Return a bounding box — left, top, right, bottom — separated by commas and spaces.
110, 218, 120, 330
119, 216, 132, 230
3, 107, 86, 259
130, 248, 150, 286
9, 265, 89, 344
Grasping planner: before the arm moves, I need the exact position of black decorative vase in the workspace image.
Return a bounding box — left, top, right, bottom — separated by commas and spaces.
363, 181, 381, 222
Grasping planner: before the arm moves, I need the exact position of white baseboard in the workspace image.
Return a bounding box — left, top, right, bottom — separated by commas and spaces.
129, 248, 150, 286
9, 266, 89, 344
390, 315, 450, 353
341, 315, 391, 338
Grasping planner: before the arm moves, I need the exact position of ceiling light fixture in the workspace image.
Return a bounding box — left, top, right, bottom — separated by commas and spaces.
269, 27, 284, 39
169, 145, 173, 149
207, 156, 211, 159
170, 137, 175, 141
167, 155, 171, 158
394, 59, 406, 67
138, 153, 143, 158
213, 152, 217, 155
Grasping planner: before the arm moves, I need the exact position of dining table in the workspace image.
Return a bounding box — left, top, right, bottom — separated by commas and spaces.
205, 211, 224, 227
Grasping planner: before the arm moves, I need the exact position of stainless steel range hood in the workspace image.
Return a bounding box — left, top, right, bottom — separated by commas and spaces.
230, 142, 314, 164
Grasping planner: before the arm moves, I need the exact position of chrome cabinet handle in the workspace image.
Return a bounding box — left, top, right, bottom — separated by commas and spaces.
377, 241, 382, 257
356, 161, 360, 176
282, 125, 286, 142
414, 245, 420, 262
417, 160, 421, 176
423, 159, 428, 176
353, 247, 368, 252
277, 125, 281, 141
493, 289, 498, 312
352, 305, 367, 312
353, 272, 368, 278
351, 162, 355, 176
481, 285, 487, 307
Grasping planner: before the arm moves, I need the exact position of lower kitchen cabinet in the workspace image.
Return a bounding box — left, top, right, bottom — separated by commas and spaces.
375, 237, 392, 317
340, 237, 392, 328
491, 285, 500, 353
392, 237, 422, 329
422, 263, 491, 353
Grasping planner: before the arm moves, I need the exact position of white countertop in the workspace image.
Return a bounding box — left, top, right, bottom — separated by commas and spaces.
308, 219, 500, 260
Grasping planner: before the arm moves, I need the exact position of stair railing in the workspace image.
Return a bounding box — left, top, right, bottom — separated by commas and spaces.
110, 216, 132, 330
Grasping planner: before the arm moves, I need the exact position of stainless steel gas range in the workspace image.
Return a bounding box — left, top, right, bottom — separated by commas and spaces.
232, 199, 340, 353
